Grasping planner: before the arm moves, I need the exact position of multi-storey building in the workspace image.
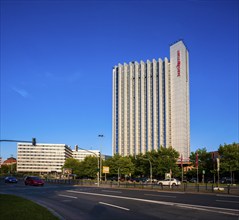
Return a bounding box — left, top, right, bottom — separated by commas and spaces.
112, 40, 190, 160
17, 143, 109, 174
72, 145, 100, 161
17, 143, 72, 174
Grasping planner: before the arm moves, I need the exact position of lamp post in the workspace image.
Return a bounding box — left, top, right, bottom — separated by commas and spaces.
77, 146, 100, 187
143, 158, 152, 183
217, 158, 220, 187
98, 135, 104, 182
118, 167, 120, 186
162, 155, 172, 188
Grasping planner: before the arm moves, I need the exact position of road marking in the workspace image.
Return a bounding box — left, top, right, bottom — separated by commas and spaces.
102, 190, 122, 194
58, 194, 77, 199
216, 200, 239, 204
144, 194, 176, 198
99, 202, 130, 211
67, 190, 238, 216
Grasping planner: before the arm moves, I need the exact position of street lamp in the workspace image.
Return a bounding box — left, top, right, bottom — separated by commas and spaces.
118, 167, 120, 186
143, 158, 152, 184
77, 146, 100, 187
161, 155, 172, 188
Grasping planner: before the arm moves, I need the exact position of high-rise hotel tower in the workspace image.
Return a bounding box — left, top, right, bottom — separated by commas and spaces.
112, 40, 190, 160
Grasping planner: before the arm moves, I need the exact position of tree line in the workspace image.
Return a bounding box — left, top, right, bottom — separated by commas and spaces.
62, 142, 239, 182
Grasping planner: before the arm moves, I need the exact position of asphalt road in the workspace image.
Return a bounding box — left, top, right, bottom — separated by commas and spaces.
0, 181, 238, 220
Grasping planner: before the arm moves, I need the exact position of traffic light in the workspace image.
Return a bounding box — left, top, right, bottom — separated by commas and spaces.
32, 138, 36, 146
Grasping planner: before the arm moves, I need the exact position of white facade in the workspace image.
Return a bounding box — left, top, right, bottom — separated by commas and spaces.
72, 145, 100, 161
17, 143, 72, 173
112, 40, 190, 160
170, 41, 190, 160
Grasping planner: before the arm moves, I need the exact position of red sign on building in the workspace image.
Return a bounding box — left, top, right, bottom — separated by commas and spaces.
176, 50, 181, 77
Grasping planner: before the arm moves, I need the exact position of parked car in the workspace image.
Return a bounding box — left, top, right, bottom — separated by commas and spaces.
24, 176, 44, 186
157, 178, 181, 186
5, 176, 18, 183
220, 177, 232, 184
206, 178, 214, 183
189, 178, 197, 183
145, 179, 158, 183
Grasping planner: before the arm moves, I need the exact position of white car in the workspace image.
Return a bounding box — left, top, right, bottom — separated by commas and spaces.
157, 178, 181, 186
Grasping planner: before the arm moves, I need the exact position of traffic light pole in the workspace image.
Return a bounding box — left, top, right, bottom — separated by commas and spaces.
0, 138, 36, 145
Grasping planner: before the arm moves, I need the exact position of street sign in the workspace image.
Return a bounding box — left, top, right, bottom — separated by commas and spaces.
103, 166, 109, 174
165, 173, 171, 179
216, 158, 220, 171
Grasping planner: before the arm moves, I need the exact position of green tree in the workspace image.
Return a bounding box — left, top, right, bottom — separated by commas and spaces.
62, 158, 81, 176
155, 147, 180, 179
190, 148, 214, 180
118, 156, 135, 177
0, 164, 10, 174
79, 156, 98, 179
130, 153, 149, 177
104, 154, 121, 176
218, 143, 239, 182
104, 154, 134, 178
0, 164, 16, 174
130, 147, 180, 179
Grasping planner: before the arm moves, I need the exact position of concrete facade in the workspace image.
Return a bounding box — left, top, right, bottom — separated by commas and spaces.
17, 143, 72, 173
112, 40, 190, 160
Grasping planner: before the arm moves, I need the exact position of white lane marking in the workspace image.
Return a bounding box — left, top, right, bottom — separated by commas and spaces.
102, 190, 122, 194
216, 200, 239, 204
67, 190, 239, 216
144, 194, 176, 198
99, 202, 130, 211
58, 194, 77, 199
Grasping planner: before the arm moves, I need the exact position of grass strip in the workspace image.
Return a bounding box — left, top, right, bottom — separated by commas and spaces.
0, 194, 59, 219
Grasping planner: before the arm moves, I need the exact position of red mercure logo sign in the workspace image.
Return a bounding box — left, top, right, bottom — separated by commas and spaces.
176, 50, 181, 77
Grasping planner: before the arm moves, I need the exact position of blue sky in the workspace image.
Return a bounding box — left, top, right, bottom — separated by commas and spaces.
0, 0, 238, 160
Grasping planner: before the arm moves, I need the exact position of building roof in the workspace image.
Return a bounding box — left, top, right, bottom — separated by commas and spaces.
3, 157, 17, 165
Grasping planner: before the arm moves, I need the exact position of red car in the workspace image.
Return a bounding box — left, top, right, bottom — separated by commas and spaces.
24, 176, 44, 186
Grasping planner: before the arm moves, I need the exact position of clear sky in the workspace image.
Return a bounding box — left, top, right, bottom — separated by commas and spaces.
0, 0, 238, 160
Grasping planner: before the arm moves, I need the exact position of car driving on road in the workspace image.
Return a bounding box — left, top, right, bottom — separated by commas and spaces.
24, 176, 44, 186
157, 178, 181, 186
5, 176, 18, 183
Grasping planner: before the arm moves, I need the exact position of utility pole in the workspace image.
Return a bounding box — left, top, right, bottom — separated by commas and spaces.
143, 158, 152, 183
217, 158, 220, 187
98, 135, 104, 182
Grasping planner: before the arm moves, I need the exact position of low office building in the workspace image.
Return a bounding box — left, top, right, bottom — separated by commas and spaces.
72, 145, 100, 161
17, 143, 72, 174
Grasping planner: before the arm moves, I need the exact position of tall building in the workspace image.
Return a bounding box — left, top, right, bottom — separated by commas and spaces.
112, 40, 190, 160
17, 143, 72, 174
